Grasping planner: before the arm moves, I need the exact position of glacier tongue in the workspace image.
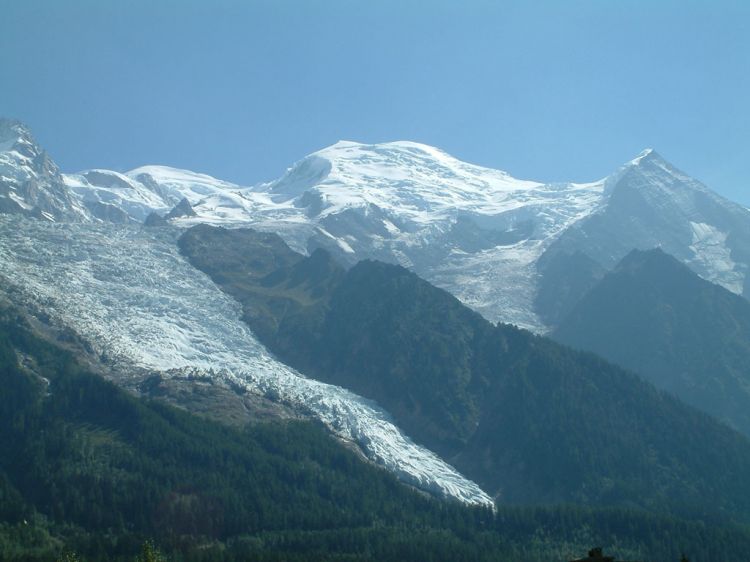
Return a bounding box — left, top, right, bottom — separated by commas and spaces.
0, 216, 493, 507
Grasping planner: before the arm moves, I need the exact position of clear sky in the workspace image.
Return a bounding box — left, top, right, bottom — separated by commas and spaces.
1, 0, 748, 204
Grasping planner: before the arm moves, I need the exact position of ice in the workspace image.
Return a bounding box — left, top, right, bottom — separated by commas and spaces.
0, 216, 493, 508
689, 221, 745, 294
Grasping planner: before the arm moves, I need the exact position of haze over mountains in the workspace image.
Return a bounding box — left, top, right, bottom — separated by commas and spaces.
554, 248, 750, 438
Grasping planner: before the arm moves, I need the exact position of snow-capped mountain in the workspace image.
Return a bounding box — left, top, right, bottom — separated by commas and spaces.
542, 148, 750, 298
63, 165, 250, 223
250, 141, 608, 331
65, 140, 748, 331
2, 119, 749, 332
3, 118, 750, 507
63, 140, 609, 330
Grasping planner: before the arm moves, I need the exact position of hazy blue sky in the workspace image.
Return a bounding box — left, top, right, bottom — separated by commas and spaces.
1, 1, 748, 203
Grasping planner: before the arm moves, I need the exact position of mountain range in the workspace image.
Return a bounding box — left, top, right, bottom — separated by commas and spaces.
4, 116, 750, 560
3, 117, 749, 333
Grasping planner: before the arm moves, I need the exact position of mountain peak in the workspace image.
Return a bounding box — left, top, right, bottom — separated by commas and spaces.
629, 147, 656, 164
616, 246, 679, 271
165, 197, 197, 220
317, 139, 452, 158
0, 118, 38, 153
605, 147, 693, 192
0, 117, 30, 142
625, 148, 675, 170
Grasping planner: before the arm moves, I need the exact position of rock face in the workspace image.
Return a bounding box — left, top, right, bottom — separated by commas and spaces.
165, 197, 197, 219
144, 211, 168, 227
0, 118, 88, 221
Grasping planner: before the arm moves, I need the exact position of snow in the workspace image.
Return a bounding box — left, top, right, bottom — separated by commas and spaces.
431, 240, 547, 332
628, 148, 654, 166
6, 130, 750, 331
64, 172, 168, 221
0, 124, 90, 222
245, 141, 609, 329
689, 221, 745, 294
271, 140, 549, 222
8, 191, 32, 210
46, 140, 614, 331
127, 165, 241, 197
0, 215, 493, 507
52, 141, 622, 329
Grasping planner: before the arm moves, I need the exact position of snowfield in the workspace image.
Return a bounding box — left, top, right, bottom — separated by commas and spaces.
66, 140, 609, 330
0, 216, 493, 507
4, 116, 750, 330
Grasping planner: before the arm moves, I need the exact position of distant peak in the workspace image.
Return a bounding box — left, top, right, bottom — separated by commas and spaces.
0, 117, 26, 131
604, 147, 691, 192
0, 117, 34, 144
632, 147, 654, 161
627, 148, 665, 167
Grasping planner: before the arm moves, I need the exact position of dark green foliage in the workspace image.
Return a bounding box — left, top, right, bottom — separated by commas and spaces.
458, 335, 750, 512
3, 306, 750, 560
553, 248, 750, 438
0, 308, 468, 559
134, 540, 167, 562
179, 225, 750, 523
313, 259, 497, 452
177, 224, 343, 346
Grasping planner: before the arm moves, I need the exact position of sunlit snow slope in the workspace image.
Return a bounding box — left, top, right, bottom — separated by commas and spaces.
4, 118, 750, 331
0, 216, 493, 507
66, 141, 607, 331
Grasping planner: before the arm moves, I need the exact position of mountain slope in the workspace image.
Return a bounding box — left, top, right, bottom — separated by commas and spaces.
0, 215, 491, 506
69, 144, 750, 333
68, 139, 606, 330
180, 224, 750, 520
248, 140, 607, 331
553, 248, 750, 437
0, 303, 490, 561
5, 304, 750, 562
537, 150, 750, 327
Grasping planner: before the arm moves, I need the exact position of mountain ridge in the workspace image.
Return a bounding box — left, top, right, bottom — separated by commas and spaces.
179, 224, 750, 518
2, 117, 749, 333
553, 247, 750, 437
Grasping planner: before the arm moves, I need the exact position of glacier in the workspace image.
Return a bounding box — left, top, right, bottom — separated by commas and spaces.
0, 215, 493, 507
4, 117, 750, 508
